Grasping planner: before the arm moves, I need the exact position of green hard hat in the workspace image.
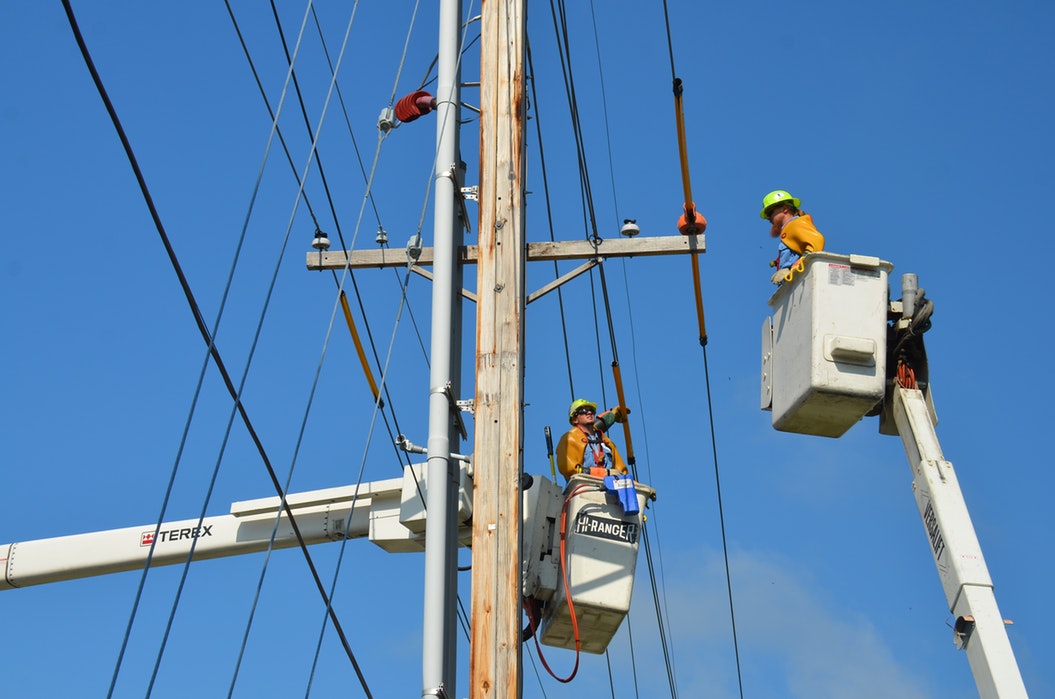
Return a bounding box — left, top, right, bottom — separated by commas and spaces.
568, 398, 597, 423
760, 190, 802, 219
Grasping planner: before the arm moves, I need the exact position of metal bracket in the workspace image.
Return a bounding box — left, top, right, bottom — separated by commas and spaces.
526, 258, 601, 304
456, 399, 475, 414
444, 383, 469, 440
439, 164, 474, 234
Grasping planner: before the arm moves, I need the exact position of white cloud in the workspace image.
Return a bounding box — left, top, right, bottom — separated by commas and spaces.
629, 548, 937, 699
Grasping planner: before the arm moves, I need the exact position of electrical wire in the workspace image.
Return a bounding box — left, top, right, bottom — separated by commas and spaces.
302, 256, 425, 695
149, 5, 380, 697
70, 1, 728, 695
305, 2, 439, 408
586, 0, 623, 240
656, 0, 744, 695
57, 2, 373, 696
604, 650, 616, 698
616, 267, 678, 698
222, 0, 324, 232
260, 0, 426, 475
550, 0, 605, 244
225, 0, 428, 471
624, 612, 642, 698
220, 3, 436, 695
526, 45, 577, 397
639, 515, 679, 698
534, 3, 687, 693
525, 645, 551, 699
698, 348, 744, 699
273, 0, 429, 416
293, 1, 487, 690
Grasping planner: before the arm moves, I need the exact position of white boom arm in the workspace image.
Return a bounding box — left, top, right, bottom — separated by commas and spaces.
893, 387, 1027, 698
2, 461, 474, 590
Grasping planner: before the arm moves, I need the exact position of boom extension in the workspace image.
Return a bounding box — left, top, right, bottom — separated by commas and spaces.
2, 461, 474, 590
892, 387, 1027, 698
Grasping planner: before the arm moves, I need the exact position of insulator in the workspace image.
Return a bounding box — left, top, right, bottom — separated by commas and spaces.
620, 219, 640, 237
312, 229, 331, 251
376, 227, 388, 245
394, 90, 436, 124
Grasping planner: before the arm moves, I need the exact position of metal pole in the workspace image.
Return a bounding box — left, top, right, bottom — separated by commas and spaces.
422, 0, 463, 695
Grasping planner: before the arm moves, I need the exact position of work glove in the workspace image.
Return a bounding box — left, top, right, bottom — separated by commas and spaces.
770, 268, 790, 285
594, 406, 630, 431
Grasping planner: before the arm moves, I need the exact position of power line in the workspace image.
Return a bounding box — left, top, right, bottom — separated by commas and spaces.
58, 3, 373, 695
655, 0, 746, 694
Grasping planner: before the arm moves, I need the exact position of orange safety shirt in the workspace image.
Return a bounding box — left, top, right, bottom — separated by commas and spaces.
556, 427, 628, 481
779, 213, 825, 255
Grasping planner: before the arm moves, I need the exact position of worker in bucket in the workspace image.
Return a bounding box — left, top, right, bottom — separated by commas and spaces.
556, 399, 628, 482
761, 189, 825, 284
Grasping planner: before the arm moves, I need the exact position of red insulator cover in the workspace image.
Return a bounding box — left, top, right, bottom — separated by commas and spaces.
394, 90, 436, 123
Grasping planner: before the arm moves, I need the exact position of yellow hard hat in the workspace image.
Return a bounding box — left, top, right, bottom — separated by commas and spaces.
568, 398, 597, 423
760, 190, 801, 219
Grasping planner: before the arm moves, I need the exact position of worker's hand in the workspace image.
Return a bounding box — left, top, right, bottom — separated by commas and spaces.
771, 268, 790, 285
596, 406, 630, 431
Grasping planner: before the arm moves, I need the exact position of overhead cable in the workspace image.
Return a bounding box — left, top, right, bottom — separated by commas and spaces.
58, 2, 373, 696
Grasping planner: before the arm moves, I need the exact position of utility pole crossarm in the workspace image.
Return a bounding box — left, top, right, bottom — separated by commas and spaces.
305, 235, 703, 271
892, 387, 1028, 698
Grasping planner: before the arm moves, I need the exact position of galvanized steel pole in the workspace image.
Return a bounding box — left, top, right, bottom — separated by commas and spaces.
422, 0, 464, 695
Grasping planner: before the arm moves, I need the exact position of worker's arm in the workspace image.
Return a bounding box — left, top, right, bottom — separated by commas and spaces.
555, 431, 583, 480
594, 406, 629, 432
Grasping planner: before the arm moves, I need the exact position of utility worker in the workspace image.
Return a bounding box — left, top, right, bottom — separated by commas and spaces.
556, 398, 628, 482
760, 189, 825, 284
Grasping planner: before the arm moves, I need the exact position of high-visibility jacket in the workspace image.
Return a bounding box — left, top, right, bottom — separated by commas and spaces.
556, 426, 628, 481
779, 214, 824, 256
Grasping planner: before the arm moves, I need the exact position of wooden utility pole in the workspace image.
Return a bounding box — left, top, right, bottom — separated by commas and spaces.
304, 1, 705, 696
469, 0, 527, 697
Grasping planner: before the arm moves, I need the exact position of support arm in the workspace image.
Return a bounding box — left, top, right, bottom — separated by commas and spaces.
1, 478, 403, 590
892, 387, 1027, 698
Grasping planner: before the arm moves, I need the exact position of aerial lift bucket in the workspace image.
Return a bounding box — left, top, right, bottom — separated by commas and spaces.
761, 251, 893, 437
530, 474, 655, 654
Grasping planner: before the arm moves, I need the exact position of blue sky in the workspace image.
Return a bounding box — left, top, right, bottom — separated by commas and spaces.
1, 2, 1051, 697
